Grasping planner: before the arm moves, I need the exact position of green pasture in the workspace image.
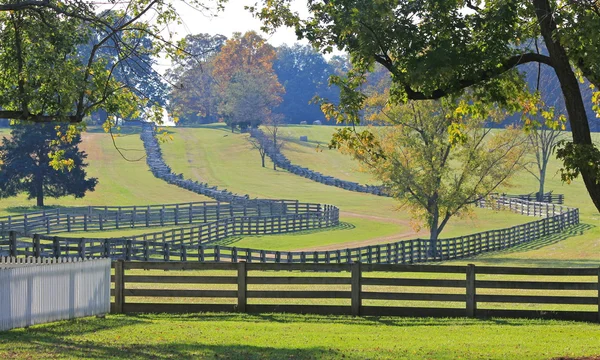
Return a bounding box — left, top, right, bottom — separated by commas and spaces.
168, 124, 596, 267
159, 125, 532, 239
1, 124, 598, 266
0, 128, 209, 216
1, 314, 599, 359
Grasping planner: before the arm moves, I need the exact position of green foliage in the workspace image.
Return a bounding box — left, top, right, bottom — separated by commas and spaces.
555, 141, 600, 185
0, 122, 97, 206
253, 0, 600, 212
331, 100, 527, 248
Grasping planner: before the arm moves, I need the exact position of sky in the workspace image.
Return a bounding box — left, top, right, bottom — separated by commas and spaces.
154, 0, 316, 70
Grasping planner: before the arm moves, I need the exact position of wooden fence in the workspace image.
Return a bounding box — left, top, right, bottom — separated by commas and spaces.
0, 200, 330, 236
0, 197, 578, 264
0, 257, 111, 331
110, 261, 600, 322
0, 202, 339, 257
497, 192, 565, 205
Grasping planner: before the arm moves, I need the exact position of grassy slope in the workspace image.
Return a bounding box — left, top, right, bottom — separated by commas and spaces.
279, 125, 600, 267
1, 314, 599, 360
160, 124, 530, 249
0, 128, 210, 216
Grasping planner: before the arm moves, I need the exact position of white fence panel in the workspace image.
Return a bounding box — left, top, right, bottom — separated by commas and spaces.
0, 258, 110, 331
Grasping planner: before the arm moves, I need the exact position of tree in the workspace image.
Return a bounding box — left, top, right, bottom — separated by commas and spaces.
331, 100, 526, 256
248, 135, 268, 168
213, 32, 284, 132
254, 0, 600, 212
167, 33, 227, 125
0, 1, 208, 125
264, 116, 285, 170
525, 119, 563, 201
274, 44, 338, 123
218, 70, 284, 132
0, 122, 97, 206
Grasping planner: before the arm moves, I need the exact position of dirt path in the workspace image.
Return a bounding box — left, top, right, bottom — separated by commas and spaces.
293, 211, 428, 252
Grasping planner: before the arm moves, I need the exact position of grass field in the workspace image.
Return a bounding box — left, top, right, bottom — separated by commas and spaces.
0, 128, 210, 216
1, 314, 599, 359
1, 125, 600, 360
1, 124, 598, 265
159, 124, 534, 249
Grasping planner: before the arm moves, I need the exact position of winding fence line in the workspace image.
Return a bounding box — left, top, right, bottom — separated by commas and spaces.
249, 128, 387, 196
0, 125, 579, 264
0, 197, 579, 264
249, 128, 566, 204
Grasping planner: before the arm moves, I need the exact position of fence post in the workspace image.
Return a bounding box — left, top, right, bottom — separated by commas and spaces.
351, 262, 362, 316
114, 260, 125, 314
237, 261, 247, 313
78, 238, 86, 258
466, 264, 476, 318
597, 267, 600, 324
9, 231, 17, 257
33, 234, 41, 258
53, 236, 60, 258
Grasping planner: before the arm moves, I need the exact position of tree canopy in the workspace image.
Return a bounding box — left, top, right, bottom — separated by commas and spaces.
0, 0, 219, 125
212, 31, 284, 131
253, 0, 600, 212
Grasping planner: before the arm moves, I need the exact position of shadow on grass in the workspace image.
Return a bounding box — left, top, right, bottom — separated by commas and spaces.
126, 312, 571, 328
0, 316, 349, 360
494, 223, 596, 254
209, 222, 356, 247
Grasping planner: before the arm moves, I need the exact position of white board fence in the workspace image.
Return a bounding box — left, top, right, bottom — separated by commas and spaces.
0, 257, 111, 331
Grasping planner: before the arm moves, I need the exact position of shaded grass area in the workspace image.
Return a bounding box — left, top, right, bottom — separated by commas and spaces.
1, 314, 599, 359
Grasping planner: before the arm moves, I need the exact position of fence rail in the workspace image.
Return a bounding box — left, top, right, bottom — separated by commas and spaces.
0, 257, 111, 331
110, 261, 600, 322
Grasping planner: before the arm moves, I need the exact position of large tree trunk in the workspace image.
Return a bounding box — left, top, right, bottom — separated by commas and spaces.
534, 0, 600, 212
261, 153, 265, 167
537, 171, 546, 202
428, 210, 440, 259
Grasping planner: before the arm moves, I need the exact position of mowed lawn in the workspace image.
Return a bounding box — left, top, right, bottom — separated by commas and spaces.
1, 314, 599, 360
0, 127, 210, 216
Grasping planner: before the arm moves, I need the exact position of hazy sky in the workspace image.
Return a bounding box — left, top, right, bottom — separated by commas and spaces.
176, 0, 309, 46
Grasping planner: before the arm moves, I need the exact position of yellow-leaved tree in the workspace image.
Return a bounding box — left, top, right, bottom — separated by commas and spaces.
331, 100, 527, 256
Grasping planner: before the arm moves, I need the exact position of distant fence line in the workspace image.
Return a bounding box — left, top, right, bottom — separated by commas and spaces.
142, 124, 252, 203
0, 257, 110, 331
249, 129, 566, 204
0, 197, 579, 264
249, 128, 388, 196
496, 192, 565, 205
110, 261, 600, 322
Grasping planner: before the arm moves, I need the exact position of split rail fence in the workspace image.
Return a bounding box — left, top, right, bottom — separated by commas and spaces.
111, 261, 600, 322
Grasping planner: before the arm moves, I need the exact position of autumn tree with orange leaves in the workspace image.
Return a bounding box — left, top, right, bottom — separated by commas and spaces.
212, 31, 284, 132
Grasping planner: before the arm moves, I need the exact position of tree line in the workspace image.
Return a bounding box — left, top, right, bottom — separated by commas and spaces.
166, 31, 345, 129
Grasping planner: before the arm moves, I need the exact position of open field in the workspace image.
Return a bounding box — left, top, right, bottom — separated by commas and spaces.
0, 128, 209, 216
159, 125, 534, 249
269, 125, 600, 266
1, 125, 598, 265
1, 314, 599, 360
